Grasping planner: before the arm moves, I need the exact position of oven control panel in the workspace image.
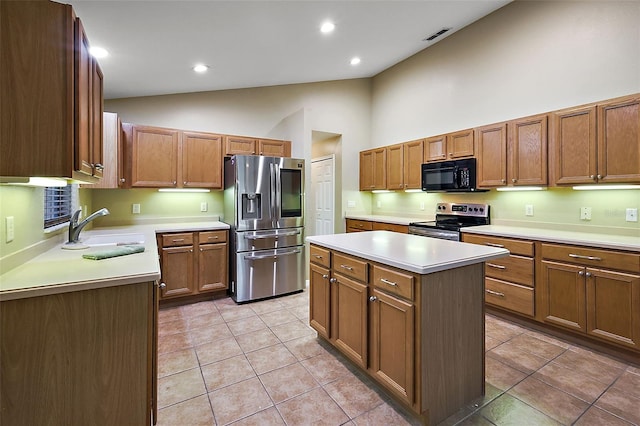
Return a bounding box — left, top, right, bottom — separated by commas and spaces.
436, 202, 489, 217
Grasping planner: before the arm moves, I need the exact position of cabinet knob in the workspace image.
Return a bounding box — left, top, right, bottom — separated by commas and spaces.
94, 163, 104, 170
585, 272, 592, 277
322, 274, 329, 279
119, 178, 126, 183
329, 278, 337, 284
172, 181, 177, 186
200, 248, 203, 252
501, 179, 506, 184
448, 153, 453, 157
578, 270, 585, 276
184, 181, 187, 185
512, 178, 517, 183
590, 175, 595, 180
597, 175, 602, 180
159, 282, 166, 290
369, 296, 377, 302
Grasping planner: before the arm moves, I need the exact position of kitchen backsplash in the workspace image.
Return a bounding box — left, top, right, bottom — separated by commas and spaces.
370, 188, 640, 236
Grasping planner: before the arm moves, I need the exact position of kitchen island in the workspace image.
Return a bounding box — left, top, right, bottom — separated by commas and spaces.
307, 231, 509, 425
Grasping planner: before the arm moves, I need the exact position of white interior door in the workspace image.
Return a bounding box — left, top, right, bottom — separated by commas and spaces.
311, 155, 335, 236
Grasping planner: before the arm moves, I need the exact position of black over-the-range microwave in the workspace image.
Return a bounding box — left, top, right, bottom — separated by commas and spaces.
421, 158, 486, 192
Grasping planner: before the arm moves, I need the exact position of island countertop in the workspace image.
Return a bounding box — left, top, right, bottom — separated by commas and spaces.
307, 231, 509, 274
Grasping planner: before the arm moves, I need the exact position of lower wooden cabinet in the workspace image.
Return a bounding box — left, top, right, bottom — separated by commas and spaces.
332, 272, 368, 369
1, 282, 157, 426
158, 230, 228, 301
346, 218, 408, 234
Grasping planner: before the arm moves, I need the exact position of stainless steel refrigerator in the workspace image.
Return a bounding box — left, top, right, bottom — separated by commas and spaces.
223, 155, 305, 303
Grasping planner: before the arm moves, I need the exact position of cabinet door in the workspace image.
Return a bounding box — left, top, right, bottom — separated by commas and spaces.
370, 289, 414, 404
258, 139, 291, 157
131, 126, 179, 187
332, 273, 368, 369
359, 150, 374, 191
359, 148, 386, 190
309, 263, 331, 339
90, 112, 119, 189
508, 114, 547, 186
160, 246, 195, 299
74, 18, 94, 177
198, 243, 228, 292
476, 123, 507, 187
182, 131, 223, 188
386, 143, 404, 190
424, 134, 447, 163
224, 136, 256, 156
448, 129, 474, 159
403, 139, 424, 189
586, 268, 640, 349
91, 61, 104, 178
597, 95, 640, 183
550, 105, 597, 185
541, 261, 586, 332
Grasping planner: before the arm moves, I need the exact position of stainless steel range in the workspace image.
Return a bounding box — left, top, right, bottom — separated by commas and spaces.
409, 202, 490, 241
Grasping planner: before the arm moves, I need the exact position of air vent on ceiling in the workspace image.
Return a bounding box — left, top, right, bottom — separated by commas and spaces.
423, 28, 451, 42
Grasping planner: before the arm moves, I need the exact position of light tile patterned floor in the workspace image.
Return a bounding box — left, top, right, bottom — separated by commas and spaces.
157, 290, 640, 425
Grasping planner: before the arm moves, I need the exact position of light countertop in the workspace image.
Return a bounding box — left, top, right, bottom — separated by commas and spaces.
0, 221, 229, 301
307, 231, 509, 275
462, 225, 640, 252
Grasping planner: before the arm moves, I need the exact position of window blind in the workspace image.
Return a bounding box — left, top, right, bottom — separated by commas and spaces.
44, 186, 72, 228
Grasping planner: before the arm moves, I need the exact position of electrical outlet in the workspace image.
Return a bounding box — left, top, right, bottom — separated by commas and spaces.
626, 208, 638, 222
347, 200, 356, 208
132, 203, 141, 214
200, 202, 208, 212
6, 216, 15, 243
525, 204, 534, 217
580, 207, 592, 221
419, 202, 425, 211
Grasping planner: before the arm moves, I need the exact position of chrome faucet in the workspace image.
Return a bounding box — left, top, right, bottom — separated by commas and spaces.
68, 208, 110, 243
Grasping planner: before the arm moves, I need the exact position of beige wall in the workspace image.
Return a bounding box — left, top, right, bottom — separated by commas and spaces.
369, 0, 640, 233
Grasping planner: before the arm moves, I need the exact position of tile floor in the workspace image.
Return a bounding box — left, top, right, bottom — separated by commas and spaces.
157, 290, 640, 426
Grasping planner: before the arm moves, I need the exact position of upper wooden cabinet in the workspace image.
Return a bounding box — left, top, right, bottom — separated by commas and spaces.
182, 132, 223, 188
424, 130, 474, 162
0, 2, 103, 182
385, 140, 423, 190
386, 143, 405, 190
123, 124, 223, 189
550, 94, 640, 185
90, 112, 123, 189
223, 135, 291, 157
476, 123, 508, 187
507, 114, 548, 186
359, 148, 386, 190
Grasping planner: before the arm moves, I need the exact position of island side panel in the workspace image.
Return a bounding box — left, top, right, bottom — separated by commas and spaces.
421, 263, 485, 424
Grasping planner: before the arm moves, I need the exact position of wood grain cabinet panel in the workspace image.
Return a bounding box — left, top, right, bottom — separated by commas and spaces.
309, 262, 331, 339
160, 245, 195, 299
386, 143, 405, 190
507, 114, 548, 186
198, 241, 228, 292
359, 148, 386, 190
258, 139, 291, 157
182, 132, 223, 188
475, 123, 508, 187
403, 139, 424, 189
424, 134, 447, 162
371, 222, 409, 234
448, 129, 475, 159
346, 219, 373, 233
332, 273, 368, 369
130, 126, 179, 187
224, 135, 256, 156
541, 260, 587, 332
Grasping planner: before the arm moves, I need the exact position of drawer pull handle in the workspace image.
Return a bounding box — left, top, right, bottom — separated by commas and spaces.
313, 255, 323, 259
485, 243, 505, 248
172, 239, 185, 242
485, 289, 505, 297
569, 253, 602, 261
207, 236, 219, 240
380, 278, 398, 286
340, 264, 354, 271
486, 263, 506, 270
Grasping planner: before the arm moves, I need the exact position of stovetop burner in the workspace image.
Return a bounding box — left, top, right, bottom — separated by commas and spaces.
410, 203, 490, 231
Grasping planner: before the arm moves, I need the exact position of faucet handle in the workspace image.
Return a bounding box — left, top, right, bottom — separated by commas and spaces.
71, 209, 82, 224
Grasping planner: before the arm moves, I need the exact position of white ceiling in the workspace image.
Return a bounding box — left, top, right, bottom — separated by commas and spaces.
65, 1, 511, 100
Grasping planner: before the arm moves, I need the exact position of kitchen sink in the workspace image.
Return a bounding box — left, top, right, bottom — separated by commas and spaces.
82, 233, 145, 247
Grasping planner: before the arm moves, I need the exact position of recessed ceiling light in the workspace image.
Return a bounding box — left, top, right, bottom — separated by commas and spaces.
320, 21, 335, 34
89, 46, 108, 58
193, 64, 209, 73
350, 57, 361, 66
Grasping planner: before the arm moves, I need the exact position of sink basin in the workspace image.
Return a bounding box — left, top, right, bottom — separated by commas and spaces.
83, 233, 145, 247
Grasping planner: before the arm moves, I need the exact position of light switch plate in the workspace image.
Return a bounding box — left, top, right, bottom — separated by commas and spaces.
6, 216, 14, 243
132, 203, 141, 214
525, 204, 534, 216
626, 208, 638, 222
200, 202, 208, 212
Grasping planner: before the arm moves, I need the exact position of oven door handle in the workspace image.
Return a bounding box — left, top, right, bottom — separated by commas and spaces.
244, 249, 301, 261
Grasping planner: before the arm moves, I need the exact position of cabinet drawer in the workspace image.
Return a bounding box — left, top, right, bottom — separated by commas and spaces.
542, 243, 640, 273
346, 219, 373, 232
463, 234, 534, 257
161, 233, 194, 247
199, 230, 227, 244
310, 245, 331, 268
333, 252, 368, 282
371, 222, 409, 234
372, 265, 414, 301
485, 277, 534, 317
485, 255, 534, 287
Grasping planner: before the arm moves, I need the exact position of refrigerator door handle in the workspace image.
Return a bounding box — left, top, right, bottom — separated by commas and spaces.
244, 249, 301, 260
244, 230, 301, 240
270, 162, 277, 219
